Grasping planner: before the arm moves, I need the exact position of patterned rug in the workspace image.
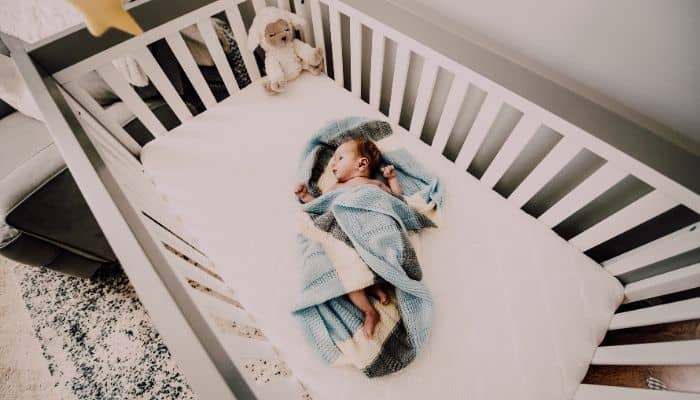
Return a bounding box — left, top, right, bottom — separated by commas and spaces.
0, 257, 59, 400
11, 262, 197, 400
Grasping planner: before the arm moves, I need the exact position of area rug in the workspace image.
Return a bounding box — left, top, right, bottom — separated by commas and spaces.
11, 262, 197, 400
0, 257, 60, 400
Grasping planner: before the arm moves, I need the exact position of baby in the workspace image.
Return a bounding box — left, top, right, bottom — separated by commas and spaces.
294, 138, 402, 338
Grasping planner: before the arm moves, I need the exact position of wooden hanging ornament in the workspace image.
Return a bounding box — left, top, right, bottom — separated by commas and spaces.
67, 0, 143, 37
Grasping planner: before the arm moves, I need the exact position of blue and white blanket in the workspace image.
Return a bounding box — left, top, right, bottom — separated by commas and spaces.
292, 117, 445, 377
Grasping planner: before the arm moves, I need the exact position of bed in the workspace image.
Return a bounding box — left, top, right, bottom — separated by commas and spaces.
141, 72, 623, 399
7, 0, 700, 399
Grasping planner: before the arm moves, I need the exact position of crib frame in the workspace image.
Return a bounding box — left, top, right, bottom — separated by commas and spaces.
6, 0, 700, 398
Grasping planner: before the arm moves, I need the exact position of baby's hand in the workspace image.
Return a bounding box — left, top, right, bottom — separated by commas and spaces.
381, 165, 397, 179
294, 182, 309, 199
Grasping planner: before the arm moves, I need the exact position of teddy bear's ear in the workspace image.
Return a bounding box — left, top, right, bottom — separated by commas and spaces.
283, 11, 306, 30
247, 17, 263, 51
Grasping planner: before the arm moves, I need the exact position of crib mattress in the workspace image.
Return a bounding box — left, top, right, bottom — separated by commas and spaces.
141, 74, 623, 400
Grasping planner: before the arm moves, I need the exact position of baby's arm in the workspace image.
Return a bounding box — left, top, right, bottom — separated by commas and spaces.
294, 182, 316, 203
381, 165, 402, 196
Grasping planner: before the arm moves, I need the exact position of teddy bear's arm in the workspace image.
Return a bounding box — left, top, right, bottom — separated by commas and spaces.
264, 56, 285, 83
293, 39, 322, 67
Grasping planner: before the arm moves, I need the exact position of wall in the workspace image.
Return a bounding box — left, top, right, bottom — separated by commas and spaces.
386, 0, 700, 156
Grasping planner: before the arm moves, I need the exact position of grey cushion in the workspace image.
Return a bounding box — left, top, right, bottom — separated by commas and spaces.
0, 99, 14, 119
0, 41, 13, 121
0, 38, 8, 56
0, 223, 19, 248
0, 112, 65, 217
0, 112, 64, 247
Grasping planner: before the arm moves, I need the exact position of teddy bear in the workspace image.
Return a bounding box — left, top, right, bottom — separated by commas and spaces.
247, 7, 324, 94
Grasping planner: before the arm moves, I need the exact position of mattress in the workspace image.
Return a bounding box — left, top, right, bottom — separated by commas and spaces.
142, 73, 623, 400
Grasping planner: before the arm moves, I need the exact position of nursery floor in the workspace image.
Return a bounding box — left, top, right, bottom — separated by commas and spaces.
0, 256, 195, 400
2, 254, 696, 398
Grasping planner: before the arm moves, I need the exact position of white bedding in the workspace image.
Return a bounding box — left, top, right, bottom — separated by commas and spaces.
142, 74, 623, 400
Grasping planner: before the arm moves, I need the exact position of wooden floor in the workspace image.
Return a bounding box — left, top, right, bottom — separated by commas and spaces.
582, 318, 700, 393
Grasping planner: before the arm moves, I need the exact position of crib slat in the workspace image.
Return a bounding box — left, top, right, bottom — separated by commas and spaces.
591, 339, 700, 365
538, 163, 627, 228
480, 113, 540, 187
293, 0, 313, 44
142, 216, 209, 266
350, 19, 362, 97
309, 0, 326, 69
276, 0, 291, 11
167, 252, 232, 297
431, 76, 468, 154
63, 81, 142, 156
610, 298, 700, 330
70, 104, 143, 173
369, 30, 385, 109
224, 6, 261, 81
108, 170, 175, 227
388, 45, 410, 123
569, 190, 678, 251
132, 47, 193, 123
454, 93, 502, 171
165, 33, 217, 109
603, 223, 700, 277
84, 129, 141, 180
329, 3, 344, 88
252, 0, 266, 13
575, 384, 700, 400
197, 18, 239, 94
187, 278, 243, 310
102, 159, 161, 200
508, 137, 580, 208
140, 205, 186, 244
623, 262, 700, 303
97, 63, 167, 137
409, 59, 438, 137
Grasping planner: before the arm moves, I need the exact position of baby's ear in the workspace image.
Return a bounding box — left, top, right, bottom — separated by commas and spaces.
357, 157, 369, 170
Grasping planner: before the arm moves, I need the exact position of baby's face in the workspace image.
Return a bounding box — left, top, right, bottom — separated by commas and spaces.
330, 141, 362, 182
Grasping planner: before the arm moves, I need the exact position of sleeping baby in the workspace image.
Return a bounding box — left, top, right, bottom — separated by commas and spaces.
294, 138, 402, 338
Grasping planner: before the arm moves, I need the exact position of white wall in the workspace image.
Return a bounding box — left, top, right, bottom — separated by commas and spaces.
387, 0, 700, 155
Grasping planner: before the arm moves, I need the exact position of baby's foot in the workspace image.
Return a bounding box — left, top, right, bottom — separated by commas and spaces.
369, 285, 389, 305
363, 308, 379, 338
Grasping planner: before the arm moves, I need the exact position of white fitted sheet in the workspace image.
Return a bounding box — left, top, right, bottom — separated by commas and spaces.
142, 74, 623, 400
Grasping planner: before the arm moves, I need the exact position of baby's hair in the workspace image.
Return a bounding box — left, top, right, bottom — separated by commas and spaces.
351, 138, 382, 175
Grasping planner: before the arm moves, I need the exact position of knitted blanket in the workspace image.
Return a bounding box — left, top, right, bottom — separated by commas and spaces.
291, 117, 444, 377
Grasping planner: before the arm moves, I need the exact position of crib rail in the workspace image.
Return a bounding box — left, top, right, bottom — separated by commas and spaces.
310, 1, 699, 394
6, 1, 310, 398
14, 0, 700, 397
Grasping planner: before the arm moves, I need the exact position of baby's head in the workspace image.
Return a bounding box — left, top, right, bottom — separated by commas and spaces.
330, 138, 382, 182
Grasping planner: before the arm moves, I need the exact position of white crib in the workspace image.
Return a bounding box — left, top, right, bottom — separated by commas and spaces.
5, 0, 700, 398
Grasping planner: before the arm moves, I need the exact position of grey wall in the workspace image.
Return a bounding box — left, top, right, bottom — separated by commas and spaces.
387, 0, 700, 156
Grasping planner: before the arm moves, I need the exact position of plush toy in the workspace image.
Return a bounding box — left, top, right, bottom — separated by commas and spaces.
247, 7, 324, 94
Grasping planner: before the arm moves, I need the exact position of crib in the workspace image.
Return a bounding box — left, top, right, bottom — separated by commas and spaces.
5, 0, 700, 398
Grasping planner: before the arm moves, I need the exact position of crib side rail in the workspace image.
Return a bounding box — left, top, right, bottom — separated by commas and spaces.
306, 0, 699, 295
35, 0, 262, 148
5, 34, 249, 400
20, 0, 699, 395
5, 30, 316, 400
306, 0, 700, 395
